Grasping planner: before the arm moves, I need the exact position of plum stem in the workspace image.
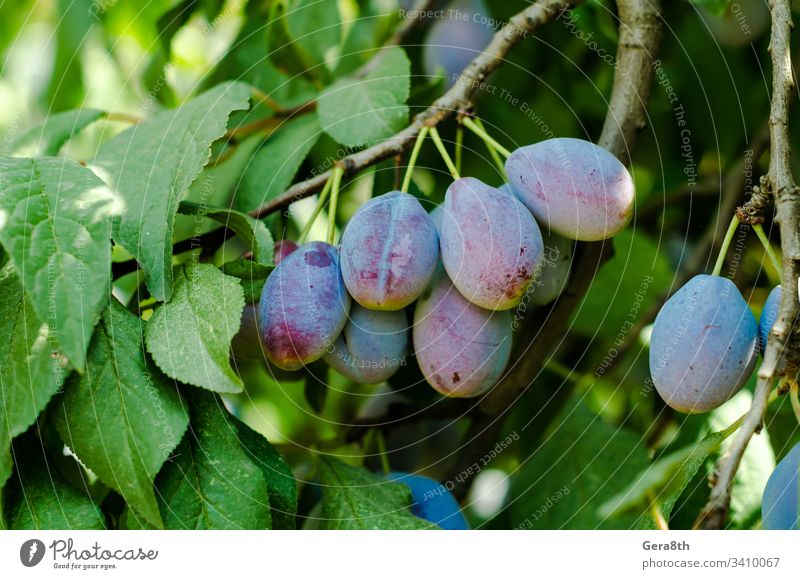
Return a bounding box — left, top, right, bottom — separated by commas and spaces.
753, 223, 783, 278
472, 118, 509, 178
299, 176, 334, 244
401, 125, 429, 193
455, 125, 464, 175
375, 430, 391, 475
327, 166, 344, 245
429, 127, 460, 180
710, 215, 740, 277
461, 116, 512, 159
790, 380, 800, 425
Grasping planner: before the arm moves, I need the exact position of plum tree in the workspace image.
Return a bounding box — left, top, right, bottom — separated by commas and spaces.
340, 191, 439, 311
413, 269, 512, 397
505, 138, 635, 241
259, 242, 351, 370
274, 239, 299, 264
422, 0, 493, 87
649, 275, 758, 413
440, 177, 543, 311
530, 232, 573, 306
758, 285, 781, 351
761, 442, 800, 530
387, 472, 469, 530
324, 304, 409, 384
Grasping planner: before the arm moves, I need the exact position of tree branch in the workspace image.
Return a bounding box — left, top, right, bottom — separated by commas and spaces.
697, 0, 800, 530
249, 0, 579, 219
445, 0, 663, 500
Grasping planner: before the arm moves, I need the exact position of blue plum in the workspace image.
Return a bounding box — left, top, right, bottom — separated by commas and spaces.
422, 0, 493, 87
259, 242, 351, 371
387, 471, 469, 530
440, 177, 543, 311
649, 274, 757, 413
340, 191, 439, 311
413, 270, 512, 397
761, 442, 800, 530
505, 138, 635, 241
758, 285, 781, 351
324, 304, 409, 384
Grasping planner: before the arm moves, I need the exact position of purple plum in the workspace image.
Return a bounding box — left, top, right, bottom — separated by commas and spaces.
259, 242, 351, 371
274, 239, 299, 264
505, 138, 635, 241
440, 177, 543, 311
413, 270, 512, 397
340, 191, 439, 311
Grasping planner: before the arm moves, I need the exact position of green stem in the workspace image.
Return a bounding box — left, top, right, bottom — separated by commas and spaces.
474, 118, 507, 177
298, 177, 334, 244
429, 127, 460, 180
462, 116, 512, 159
375, 430, 391, 475
455, 125, 464, 175
753, 223, 782, 277
327, 166, 344, 245
711, 215, 741, 277
545, 359, 576, 382
790, 381, 800, 425
401, 126, 429, 193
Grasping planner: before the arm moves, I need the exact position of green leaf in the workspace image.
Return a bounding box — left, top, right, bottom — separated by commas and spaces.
145, 262, 245, 393
572, 229, 673, 339
5, 437, 105, 530
155, 389, 272, 529
178, 201, 274, 265
267, 0, 344, 80
598, 430, 726, 524
317, 457, 435, 529
0, 264, 68, 491
91, 81, 250, 301
233, 418, 297, 529
509, 398, 653, 529
220, 259, 272, 304
235, 115, 321, 211
44, 0, 93, 111
10, 108, 104, 156
318, 47, 410, 147
0, 156, 119, 371
54, 299, 189, 529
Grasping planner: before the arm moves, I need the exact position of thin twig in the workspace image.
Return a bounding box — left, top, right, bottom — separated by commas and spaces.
697, 0, 800, 529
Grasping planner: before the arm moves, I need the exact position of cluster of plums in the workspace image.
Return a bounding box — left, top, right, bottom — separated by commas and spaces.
249, 137, 634, 398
